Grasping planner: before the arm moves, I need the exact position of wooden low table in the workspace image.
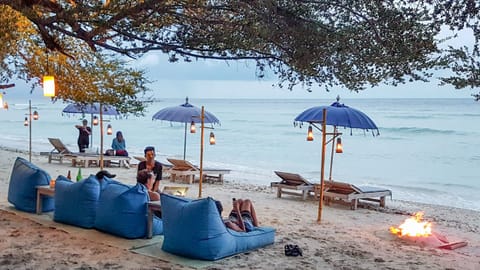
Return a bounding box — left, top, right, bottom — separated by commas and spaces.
170, 169, 231, 184
36, 185, 55, 214
146, 201, 161, 239
67, 155, 131, 168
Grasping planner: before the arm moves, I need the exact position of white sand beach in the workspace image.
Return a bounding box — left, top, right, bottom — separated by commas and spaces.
0, 147, 479, 270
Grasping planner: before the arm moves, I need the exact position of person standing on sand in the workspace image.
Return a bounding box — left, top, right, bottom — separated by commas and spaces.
137, 146, 162, 192
75, 119, 91, 153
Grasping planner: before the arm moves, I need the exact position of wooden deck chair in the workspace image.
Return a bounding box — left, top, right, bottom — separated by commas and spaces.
47, 138, 76, 164
270, 171, 315, 200
319, 180, 392, 210
166, 158, 230, 184
166, 158, 199, 184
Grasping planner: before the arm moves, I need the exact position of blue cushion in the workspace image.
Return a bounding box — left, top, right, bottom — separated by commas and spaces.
7, 157, 53, 213
53, 175, 100, 228
95, 183, 163, 239
160, 194, 275, 260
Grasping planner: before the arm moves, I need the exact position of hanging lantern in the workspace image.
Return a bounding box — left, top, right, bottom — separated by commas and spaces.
33, 111, 39, 120
307, 125, 314, 141
43, 75, 55, 97
190, 121, 196, 133
24, 117, 28, 126
106, 124, 113, 135
0, 94, 7, 110
92, 116, 99, 126
209, 132, 216, 145
336, 138, 343, 153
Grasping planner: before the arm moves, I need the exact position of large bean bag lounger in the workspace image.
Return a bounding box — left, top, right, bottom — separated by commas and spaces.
53, 175, 101, 228
160, 193, 275, 260
95, 182, 163, 239
8, 157, 53, 213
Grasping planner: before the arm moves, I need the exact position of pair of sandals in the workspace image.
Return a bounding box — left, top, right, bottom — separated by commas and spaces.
284, 244, 303, 256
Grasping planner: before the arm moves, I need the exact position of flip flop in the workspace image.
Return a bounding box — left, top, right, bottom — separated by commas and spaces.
284, 244, 303, 256
284, 244, 294, 256
293, 245, 303, 256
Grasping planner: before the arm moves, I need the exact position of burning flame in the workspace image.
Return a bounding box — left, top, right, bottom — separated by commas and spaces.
390, 212, 432, 237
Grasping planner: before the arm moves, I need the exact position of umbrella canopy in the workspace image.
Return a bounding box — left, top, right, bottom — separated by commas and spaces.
62, 103, 120, 116
62, 102, 120, 169
294, 96, 379, 223
152, 97, 220, 159
294, 99, 379, 135
62, 102, 120, 146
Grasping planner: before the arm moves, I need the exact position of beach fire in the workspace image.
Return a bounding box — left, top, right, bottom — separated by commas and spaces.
389, 212, 468, 250
390, 212, 432, 237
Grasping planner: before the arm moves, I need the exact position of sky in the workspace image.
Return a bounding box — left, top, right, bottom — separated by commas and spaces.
127, 52, 475, 100
4, 27, 477, 100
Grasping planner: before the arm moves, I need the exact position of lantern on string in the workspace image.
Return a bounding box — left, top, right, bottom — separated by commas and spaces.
306, 125, 314, 141
43, 76, 55, 97
335, 138, 343, 153
43, 52, 55, 97
209, 132, 216, 145
106, 124, 113, 135
190, 121, 196, 133
93, 116, 99, 126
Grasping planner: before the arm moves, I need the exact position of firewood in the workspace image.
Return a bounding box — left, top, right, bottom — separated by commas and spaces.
438, 241, 468, 250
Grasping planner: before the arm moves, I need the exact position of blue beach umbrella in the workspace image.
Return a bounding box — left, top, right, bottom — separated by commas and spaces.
62, 102, 120, 116
62, 102, 120, 169
294, 96, 379, 222
152, 97, 220, 160
294, 96, 379, 179
294, 98, 379, 135
62, 102, 120, 146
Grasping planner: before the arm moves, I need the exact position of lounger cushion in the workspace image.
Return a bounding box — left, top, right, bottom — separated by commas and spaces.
161, 193, 275, 260
53, 175, 101, 228
7, 157, 54, 213
95, 182, 163, 238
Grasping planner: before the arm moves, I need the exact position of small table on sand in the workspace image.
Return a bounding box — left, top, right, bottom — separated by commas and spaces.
146, 201, 161, 239
36, 185, 55, 214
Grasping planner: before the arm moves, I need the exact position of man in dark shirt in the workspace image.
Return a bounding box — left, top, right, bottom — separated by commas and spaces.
137, 146, 162, 192
75, 119, 91, 152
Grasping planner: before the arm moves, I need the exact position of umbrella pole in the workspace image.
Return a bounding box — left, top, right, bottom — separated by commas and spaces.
328, 127, 337, 181
317, 108, 327, 223
100, 105, 104, 170
198, 106, 205, 198
90, 114, 94, 147
183, 123, 187, 160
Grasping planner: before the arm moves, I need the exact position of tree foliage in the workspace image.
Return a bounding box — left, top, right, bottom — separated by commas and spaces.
2, 1, 480, 98
0, 5, 150, 116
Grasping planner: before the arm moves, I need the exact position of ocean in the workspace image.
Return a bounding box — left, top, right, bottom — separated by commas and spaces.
1, 97, 479, 211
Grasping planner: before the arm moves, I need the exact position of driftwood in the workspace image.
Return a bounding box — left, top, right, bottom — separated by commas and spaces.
438, 241, 468, 250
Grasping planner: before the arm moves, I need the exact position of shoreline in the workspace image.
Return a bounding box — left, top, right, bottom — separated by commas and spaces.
2, 144, 479, 214
1, 147, 479, 269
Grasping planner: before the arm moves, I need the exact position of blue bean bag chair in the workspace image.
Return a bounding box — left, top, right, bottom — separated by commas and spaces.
95, 182, 163, 239
53, 175, 101, 228
8, 157, 53, 213
160, 193, 275, 260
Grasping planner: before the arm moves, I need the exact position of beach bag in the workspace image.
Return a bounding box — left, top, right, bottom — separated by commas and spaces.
105, 149, 115, 156
115, 149, 128, 156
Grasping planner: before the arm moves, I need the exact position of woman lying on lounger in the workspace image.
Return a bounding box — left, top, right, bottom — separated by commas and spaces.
215, 198, 259, 232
